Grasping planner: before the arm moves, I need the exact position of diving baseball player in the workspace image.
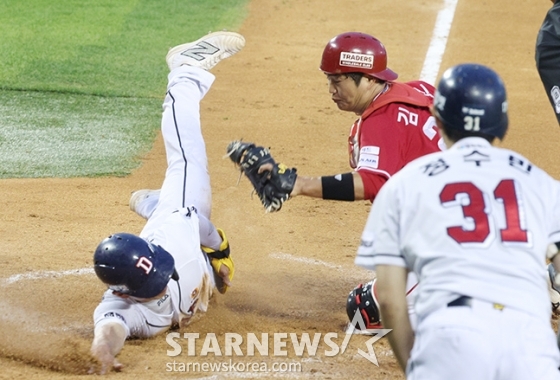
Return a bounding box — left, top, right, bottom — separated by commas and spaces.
89, 31, 245, 374
356, 64, 560, 379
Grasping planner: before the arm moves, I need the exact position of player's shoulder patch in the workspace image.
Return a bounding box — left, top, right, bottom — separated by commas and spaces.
358, 145, 381, 169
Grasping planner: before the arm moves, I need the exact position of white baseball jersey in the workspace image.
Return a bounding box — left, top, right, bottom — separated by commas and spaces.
356, 137, 560, 379
93, 66, 217, 338
356, 136, 560, 319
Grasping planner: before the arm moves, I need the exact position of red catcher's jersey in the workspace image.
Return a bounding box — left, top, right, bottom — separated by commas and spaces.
348, 81, 444, 201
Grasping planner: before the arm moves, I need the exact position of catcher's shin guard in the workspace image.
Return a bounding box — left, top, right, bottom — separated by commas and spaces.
202, 228, 235, 294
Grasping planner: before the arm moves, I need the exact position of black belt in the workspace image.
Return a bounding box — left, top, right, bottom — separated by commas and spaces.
447, 295, 472, 307
447, 296, 505, 311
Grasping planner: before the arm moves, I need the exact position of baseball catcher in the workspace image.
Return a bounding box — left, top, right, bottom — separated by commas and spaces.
226, 141, 297, 212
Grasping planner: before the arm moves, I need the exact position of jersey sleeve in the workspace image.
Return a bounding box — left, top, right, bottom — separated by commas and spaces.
355, 177, 407, 270
357, 170, 388, 201
93, 290, 170, 339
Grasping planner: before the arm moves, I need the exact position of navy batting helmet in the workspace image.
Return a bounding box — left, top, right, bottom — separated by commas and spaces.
346, 280, 382, 330
93, 233, 177, 298
320, 32, 398, 81
433, 63, 508, 139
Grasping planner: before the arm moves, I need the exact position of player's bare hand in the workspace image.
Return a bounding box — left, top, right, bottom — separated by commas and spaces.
89, 342, 124, 375
257, 163, 274, 176
89, 322, 127, 375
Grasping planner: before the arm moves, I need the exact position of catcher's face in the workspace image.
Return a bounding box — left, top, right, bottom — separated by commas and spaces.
326, 74, 379, 115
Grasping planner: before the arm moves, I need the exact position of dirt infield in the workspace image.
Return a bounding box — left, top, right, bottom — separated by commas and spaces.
1, 0, 558, 378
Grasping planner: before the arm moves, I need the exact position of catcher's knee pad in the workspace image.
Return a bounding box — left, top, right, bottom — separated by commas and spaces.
346, 279, 382, 329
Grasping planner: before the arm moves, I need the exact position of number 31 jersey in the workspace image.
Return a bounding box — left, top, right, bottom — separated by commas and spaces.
356, 137, 560, 320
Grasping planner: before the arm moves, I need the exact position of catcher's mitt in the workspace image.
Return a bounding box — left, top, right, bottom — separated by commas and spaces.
226, 140, 297, 212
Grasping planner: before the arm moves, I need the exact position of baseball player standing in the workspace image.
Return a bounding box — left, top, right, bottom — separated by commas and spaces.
356, 63, 560, 379
89, 31, 245, 374
536, 0, 560, 125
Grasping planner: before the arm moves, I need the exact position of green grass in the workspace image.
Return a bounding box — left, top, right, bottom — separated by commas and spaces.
0, 0, 248, 178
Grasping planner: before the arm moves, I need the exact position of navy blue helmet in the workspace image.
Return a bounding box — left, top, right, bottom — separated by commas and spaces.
93, 233, 177, 298
433, 63, 508, 140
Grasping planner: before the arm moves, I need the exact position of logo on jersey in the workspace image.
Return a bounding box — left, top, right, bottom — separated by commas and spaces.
360, 239, 373, 248
463, 150, 490, 166
339, 52, 373, 69
157, 293, 170, 307
103, 311, 126, 324
422, 158, 449, 176
358, 146, 380, 170
509, 155, 532, 174
397, 107, 419, 126
136, 257, 154, 275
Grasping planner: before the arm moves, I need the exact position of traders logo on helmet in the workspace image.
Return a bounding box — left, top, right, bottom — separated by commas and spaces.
339, 52, 373, 69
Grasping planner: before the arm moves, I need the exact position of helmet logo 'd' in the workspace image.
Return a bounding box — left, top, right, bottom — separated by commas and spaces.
339, 52, 373, 69
136, 257, 154, 274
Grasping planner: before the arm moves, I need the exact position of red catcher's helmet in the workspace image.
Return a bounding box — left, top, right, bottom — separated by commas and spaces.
320, 32, 398, 81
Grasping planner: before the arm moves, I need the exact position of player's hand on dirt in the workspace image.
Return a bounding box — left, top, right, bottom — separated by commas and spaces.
89, 322, 127, 375
89, 341, 123, 375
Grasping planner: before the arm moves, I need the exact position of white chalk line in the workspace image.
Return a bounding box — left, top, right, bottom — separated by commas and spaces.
269, 253, 341, 270
420, 0, 459, 85
2, 267, 94, 285
0, 269, 94, 333
269, 252, 372, 279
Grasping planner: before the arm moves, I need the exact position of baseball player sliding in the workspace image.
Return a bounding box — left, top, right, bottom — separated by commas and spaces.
357, 63, 560, 379
89, 31, 245, 374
